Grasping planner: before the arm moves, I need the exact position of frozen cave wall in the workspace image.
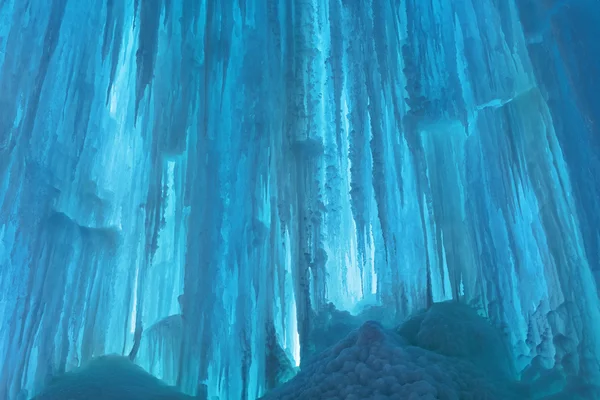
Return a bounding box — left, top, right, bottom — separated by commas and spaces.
0, 0, 599, 399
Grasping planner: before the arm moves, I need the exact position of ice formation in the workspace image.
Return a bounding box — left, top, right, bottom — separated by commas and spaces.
260, 302, 600, 399
32, 355, 197, 400
261, 304, 523, 400
0, 0, 599, 399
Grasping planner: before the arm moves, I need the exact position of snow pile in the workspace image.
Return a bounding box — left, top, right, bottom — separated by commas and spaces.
260, 302, 524, 400
397, 302, 515, 380
305, 303, 404, 361
31, 355, 196, 400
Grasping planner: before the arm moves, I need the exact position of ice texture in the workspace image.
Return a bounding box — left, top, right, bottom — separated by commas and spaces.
32, 355, 196, 400
262, 302, 600, 399
0, 0, 599, 399
260, 306, 523, 400
396, 302, 515, 381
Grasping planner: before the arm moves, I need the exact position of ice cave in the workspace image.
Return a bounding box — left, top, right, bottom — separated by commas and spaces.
0, 0, 599, 399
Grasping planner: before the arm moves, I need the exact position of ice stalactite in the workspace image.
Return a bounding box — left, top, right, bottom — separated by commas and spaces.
0, 0, 599, 399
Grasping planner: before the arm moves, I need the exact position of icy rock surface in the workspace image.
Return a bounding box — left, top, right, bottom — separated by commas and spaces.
32, 355, 195, 400
260, 319, 522, 400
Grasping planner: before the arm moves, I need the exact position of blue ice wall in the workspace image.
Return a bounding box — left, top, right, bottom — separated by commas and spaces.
515, 0, 600, 283
0, 0, 599, 399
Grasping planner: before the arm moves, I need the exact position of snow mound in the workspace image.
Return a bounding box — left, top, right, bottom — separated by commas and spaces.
31, 355, 195, 400
260, 304, 525, 400
397, 301, 515, 380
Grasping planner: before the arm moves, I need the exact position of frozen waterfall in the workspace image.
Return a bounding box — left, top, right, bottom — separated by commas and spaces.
0, 0, 599, 399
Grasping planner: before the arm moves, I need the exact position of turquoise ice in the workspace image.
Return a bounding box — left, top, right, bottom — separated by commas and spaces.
0, 0, 598, 399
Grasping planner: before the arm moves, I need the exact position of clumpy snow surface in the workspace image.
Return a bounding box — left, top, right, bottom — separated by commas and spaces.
396, 301, 516, 381
260, 302, 526, 400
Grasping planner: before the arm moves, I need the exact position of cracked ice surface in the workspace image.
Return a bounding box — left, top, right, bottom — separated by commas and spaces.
0, 0, 599, 399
